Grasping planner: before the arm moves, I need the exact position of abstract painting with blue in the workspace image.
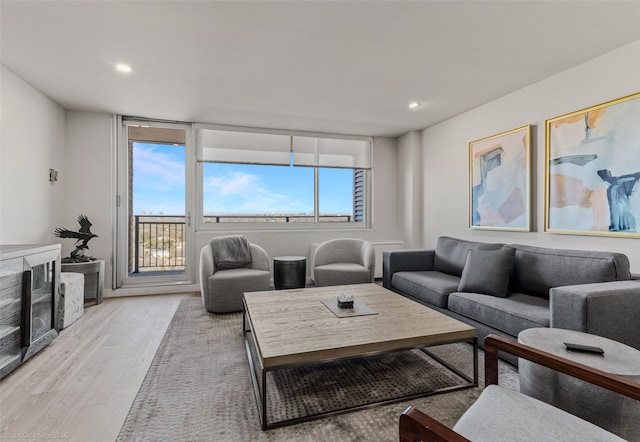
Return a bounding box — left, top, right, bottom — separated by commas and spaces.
546, 92, 640, 237
469, 125, 531, 231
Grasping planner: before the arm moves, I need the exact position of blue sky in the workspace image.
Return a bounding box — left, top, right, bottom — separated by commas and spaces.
132, 143, 353, 216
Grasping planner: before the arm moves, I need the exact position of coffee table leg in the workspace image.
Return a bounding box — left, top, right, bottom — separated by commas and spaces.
242, 304, 246, 334
243, 302, 270, 429
261, 369, 267, 430
420, 337, 478, 388
473, 337, 478, 387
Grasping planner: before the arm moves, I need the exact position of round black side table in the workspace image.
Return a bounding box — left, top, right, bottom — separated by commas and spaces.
273, 256, 306, 290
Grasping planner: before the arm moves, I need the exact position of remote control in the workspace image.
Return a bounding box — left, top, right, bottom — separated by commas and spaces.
564, 342, 604, 355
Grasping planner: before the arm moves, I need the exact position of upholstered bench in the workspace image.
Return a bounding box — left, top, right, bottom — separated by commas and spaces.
58, 272, 84, 329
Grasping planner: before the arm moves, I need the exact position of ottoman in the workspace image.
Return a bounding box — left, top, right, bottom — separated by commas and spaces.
58, 272, 85, 329
518, 328, 640, 441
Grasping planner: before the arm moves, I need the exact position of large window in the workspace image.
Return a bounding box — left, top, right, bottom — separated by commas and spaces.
196, 125, 371, 227
202, 163, 315, 223
116, 120, 370, 289
319, 168, 358, 223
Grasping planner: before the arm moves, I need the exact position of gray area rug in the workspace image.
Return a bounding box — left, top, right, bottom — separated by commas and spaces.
117, 297, 518, 441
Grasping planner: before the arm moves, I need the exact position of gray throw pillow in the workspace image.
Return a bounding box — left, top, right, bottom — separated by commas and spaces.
458, 247, 516, 297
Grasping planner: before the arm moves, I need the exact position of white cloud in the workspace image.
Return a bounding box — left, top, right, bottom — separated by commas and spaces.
133, 144, 185, 190
203, 169, 309, 214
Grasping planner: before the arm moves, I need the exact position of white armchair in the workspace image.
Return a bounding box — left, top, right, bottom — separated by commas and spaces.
199, 239, 271, 313
312, 238, 375, 287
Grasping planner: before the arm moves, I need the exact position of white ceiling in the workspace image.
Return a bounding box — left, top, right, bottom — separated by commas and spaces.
2, 1, 639, 137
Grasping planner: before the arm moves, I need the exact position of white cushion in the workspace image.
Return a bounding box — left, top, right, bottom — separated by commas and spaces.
453, 385, 625, 442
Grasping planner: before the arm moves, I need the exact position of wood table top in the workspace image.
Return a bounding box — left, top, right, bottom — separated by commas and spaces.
244, 283, 476, 368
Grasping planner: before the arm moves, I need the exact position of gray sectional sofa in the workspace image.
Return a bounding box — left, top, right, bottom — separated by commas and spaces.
383, 236, 640, 357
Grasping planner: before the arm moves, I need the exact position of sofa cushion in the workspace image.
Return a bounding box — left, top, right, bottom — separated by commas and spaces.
508, 244, 631, 299
392, 271, 460, 308
448, 292, 549, 337
434, 236, 504, 277
458, 247, 515, 297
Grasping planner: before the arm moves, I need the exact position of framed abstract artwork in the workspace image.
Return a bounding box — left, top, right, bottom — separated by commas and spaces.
469, 125, 531, 231
545, 92, 640, 237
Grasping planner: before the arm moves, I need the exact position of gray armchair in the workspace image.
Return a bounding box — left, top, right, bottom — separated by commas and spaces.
199, 239, 271, 313
312, 238, 375, 287
399, 335, 640, 442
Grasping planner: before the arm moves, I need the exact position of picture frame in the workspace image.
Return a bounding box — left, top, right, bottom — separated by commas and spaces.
545, 92, 640, 237
469, 125, 532, 231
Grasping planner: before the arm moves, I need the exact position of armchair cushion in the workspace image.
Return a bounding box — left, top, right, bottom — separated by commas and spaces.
314, 263, 371, 287
207, 268, 270, 313
452, 385, 624, 442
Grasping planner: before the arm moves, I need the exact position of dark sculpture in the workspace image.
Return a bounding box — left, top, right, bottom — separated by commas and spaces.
54, 215, 99, 262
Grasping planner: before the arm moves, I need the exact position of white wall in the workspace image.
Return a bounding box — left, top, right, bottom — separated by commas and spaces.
411, 40, 640, 272
63, 111, 114, 284
397, 131, 423, 248
59, 113, 400, 295
0, 66, 67, 244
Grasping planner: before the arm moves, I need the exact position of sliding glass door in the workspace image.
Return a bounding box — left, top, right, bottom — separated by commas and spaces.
116, 119, 195, 288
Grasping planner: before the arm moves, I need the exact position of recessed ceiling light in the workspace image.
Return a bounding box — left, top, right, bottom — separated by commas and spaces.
408, 101, 421, 110
116, 64, 132, 73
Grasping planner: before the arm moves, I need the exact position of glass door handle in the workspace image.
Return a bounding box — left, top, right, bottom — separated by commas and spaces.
21, 270, 32, 347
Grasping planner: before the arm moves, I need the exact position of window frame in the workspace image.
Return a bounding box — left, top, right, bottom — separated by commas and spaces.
115, 118, 196, 289
194, 124, 372, 232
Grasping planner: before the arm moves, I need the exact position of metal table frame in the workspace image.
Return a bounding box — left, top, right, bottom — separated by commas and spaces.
242, 300, 478, 430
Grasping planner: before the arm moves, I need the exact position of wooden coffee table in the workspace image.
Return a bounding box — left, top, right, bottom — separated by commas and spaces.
243, 283, 477, 429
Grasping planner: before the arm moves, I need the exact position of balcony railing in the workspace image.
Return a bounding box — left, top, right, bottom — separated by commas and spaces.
131, 214, 353, 273
202, 215, 352, 223
133, 216, 186, 273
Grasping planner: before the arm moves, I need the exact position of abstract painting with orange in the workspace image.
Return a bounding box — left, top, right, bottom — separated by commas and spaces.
470, 125, 531, 231
546, 93, 640, 236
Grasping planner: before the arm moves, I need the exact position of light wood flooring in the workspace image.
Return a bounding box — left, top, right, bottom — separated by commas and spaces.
0, 292, 197, 442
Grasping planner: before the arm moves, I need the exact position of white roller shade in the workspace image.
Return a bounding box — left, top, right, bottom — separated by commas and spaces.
197, 128, 291, 166
292, 136, 372, 169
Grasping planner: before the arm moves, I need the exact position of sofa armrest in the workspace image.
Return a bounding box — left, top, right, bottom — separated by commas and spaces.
550, 280, 640, 351
382, 249, 435, 289
631, 272, 640, 280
